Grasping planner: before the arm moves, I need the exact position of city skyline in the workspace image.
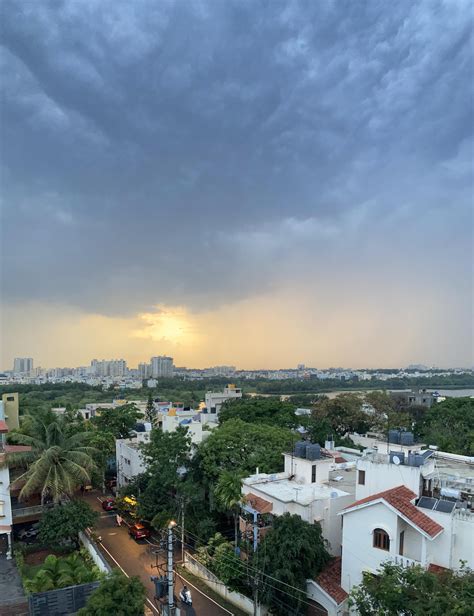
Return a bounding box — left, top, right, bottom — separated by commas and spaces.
1, 2, 472, 370
3, 354, 472, 374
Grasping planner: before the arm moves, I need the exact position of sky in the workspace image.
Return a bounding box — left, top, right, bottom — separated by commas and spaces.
1, 0, 473, 370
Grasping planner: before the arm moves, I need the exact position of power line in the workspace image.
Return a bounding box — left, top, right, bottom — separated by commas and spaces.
176, 534, 322, 612
175, 524, 311, 598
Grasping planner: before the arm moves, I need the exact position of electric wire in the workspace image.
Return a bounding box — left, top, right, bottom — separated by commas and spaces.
175, 523, 314, 598
176, 534, 323, 612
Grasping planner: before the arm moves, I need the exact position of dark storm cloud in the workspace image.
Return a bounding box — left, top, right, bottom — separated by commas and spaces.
1, 0, 472, 314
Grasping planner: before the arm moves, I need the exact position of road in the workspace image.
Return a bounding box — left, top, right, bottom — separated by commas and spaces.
84, 492, 233, 616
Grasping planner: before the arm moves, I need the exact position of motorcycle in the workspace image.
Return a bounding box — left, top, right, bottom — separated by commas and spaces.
179, 587, 192, 606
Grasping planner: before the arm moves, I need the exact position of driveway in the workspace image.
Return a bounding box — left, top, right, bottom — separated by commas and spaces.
84, 492, 234, 616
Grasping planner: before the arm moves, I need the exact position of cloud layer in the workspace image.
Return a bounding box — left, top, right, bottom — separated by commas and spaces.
1, 0, 472, 367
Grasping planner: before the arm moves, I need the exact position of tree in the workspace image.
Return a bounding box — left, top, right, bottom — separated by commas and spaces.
310, 394, 371, 439
7, 419, 98, 503
214, 470, 243, 549
253, 513, 330, 615
350, 562, 474, 616
87, 431, 116, 491
198, 419, 297, 485
145, 394, 154, 423
92, 404, 141, 439
135, 427, 192, 521
219, 398, 298, 429
212, 541, 247, 592
77, 570, 146, 616
24, 553, 101, 593
39, 500, 98, 547
415, 397, 474, 455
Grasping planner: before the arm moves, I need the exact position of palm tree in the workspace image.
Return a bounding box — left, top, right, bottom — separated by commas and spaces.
7, 416, 98, 504
214, 470, 243, 550
24, 554, 100, 593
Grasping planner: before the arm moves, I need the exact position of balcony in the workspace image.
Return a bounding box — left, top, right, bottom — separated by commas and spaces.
388, 555, 421, 568
12, 505, 45, 523
239, 515, 272, 544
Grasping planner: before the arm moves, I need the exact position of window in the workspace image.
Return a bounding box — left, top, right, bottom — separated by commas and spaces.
358, 470, 366, 485
6, 396, 14, 402
373, 528, 390, 551
311, 465, 317, 483
399, 531, 405, 556
0, 500, 4, 517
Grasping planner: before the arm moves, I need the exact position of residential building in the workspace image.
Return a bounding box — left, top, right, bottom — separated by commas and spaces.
139, 363, 151, 379
241, 443, 354, 556
150, 356, 174, 378
204, 384, 242, 415
1, 393, 19, 431
161, 407, 216, 445
309, 445, 474, 616
0, 412, 13, 559
116, 431, 150, 488
389, 388, 435, 408
13, 358, 33, 374
90, 359, 127, 377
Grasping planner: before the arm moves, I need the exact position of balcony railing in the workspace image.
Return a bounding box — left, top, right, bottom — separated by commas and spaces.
389, 555, 421, 568
12, 505, 45, 520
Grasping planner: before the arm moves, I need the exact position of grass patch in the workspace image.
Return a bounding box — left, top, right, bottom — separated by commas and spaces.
176, 564, 249, 616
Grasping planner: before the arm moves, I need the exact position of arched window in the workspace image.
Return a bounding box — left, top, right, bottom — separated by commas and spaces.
373, 528, 390, 551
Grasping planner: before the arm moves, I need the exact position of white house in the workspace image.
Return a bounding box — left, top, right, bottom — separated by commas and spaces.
241, 444, 355, 556
116, 431, 150, 488
0, 416, 13, 559
309, 447, 474, 615
204, 384, 242, 416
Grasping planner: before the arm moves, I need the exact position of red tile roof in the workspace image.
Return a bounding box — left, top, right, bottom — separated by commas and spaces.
428, 563, 449, 575
315, 557, 348, 605
0, 420, 8, 433
343, 485, 444, 538
244, 493, 273, 514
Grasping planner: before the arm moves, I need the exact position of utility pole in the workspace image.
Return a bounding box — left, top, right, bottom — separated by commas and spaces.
167, 521, 176, 615
181, 502, 185, 563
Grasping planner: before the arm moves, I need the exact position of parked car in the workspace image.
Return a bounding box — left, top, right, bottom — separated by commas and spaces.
17, 523, 40, 542
101, 497, 116, 511
129, 523, 150, 541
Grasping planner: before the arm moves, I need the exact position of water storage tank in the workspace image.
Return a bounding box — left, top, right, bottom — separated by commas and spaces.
294, 441, 307, 458
388, 430, 400, 444
400, 432, 414, 446
389, 451, 405, 465
306, 444, 321, 461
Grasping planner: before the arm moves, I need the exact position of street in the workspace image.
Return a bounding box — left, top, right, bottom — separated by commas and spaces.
84, 493, 233, 616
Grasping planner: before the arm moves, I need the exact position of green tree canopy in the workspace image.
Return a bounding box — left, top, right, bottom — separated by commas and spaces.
91, 404, 141, 439
415, 397, 474, 455
219, 397, 298, 429
39, 499, 98, 547
253, 513, 330, 615
24, 553, 101, 593
197, 419, 297, 485
214, 470, 243, 548
7, 418, 98, 503
132, 427, 192, 523
350, 562, 474, 616
310, 393, 371, 439
78, 570, 146, 616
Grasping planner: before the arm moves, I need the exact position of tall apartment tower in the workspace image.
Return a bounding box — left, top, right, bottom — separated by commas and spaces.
13, 358, 33, 374
150, 356, 174, 378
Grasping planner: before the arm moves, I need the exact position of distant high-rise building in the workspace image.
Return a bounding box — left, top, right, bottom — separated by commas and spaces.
13, 358, 33, 374
90, 359, 127, 377
150, 356, 174, 378
138, 363, 151, 379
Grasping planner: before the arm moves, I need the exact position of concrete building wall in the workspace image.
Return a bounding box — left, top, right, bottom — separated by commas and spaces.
2, 394, 19, 431
341, 502, 399, 591
355, 458, 430, 501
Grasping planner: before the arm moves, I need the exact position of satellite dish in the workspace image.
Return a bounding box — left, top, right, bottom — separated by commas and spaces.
393, 456, 401, 465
